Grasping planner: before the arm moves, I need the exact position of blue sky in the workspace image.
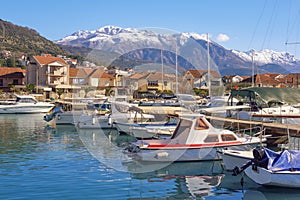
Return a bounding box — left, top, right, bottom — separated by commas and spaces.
2, 0, 300, 54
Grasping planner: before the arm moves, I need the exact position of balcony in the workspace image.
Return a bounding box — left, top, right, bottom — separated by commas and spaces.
47, 71, 66, 77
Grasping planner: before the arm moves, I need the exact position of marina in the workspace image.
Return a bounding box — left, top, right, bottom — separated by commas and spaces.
2, 1, 300, 197
1, 113, 300, 199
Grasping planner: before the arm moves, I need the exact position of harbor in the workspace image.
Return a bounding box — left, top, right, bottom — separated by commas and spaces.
2, 113, 300, 199
2, 0, 300, 197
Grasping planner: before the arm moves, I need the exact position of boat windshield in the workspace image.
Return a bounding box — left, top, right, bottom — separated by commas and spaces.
16, 97, 38, 104
171, 119, 192, 139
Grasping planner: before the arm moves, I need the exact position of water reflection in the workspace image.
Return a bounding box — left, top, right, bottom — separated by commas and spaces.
127, 161, 225, 198
2, 114, 300, 199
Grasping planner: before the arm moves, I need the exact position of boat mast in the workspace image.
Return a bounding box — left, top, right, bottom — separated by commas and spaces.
252, 50, 255, 87
161, 49, 164, 92
207, 33, 211, 97
175, 43, 178, 94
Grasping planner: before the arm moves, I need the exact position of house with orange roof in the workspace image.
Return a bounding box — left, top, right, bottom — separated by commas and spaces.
183, 69, 223, 89
69, 67, 94, 86
255, 73, 282, 87
285, 73, 300, 88
145, 71, 177, 92
124, 71, 150, 92
0, 67, 26, 92
27, 54, 69, 90
89, 68, 115, 88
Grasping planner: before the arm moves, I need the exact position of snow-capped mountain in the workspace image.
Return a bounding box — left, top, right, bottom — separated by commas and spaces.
231, 49, 298, 67
56, 25, 213, 55
56, 25, 300, 75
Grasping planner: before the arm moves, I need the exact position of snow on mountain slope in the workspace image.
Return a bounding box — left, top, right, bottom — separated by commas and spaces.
56, 25, 300, 74
56, 25, 211, 54
231, 49, 298, 66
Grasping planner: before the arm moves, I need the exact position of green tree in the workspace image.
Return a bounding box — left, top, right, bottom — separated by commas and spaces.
26, 84, 35, 93
6, 57, 15, 67
56, 88, 64, 99
193, 88, 208, 96
9, 84, 15, 93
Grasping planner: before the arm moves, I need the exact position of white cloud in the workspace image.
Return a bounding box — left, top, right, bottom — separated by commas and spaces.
216, 33, 230, 42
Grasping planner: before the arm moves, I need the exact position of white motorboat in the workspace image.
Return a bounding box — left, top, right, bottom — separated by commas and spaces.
77, 103, 156, 129
239, 148, 300, 188
0, 95, 54, 114
44, 98, 110, 125
125, 113, 264, 162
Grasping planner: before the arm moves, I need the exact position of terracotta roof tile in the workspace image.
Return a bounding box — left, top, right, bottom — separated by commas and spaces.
147, 72, 176, 81
186, 69, 221, 78
0, 67, 26, 77
129, 72, 150, 79
90, 68, 115, 79
33, 54, 68, 65
69, 68, 80, 77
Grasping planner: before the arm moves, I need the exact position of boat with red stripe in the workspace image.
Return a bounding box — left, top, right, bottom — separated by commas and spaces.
125, 113, 265, 162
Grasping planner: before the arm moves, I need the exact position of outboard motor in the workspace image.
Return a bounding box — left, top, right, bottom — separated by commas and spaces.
252, 148, 268, 170
232, 148, 268, 176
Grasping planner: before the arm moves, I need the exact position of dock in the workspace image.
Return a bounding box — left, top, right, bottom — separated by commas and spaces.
205, 115, 300, 146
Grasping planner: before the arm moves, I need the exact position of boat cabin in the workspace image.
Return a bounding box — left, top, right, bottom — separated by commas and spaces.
169, 114, 239, 145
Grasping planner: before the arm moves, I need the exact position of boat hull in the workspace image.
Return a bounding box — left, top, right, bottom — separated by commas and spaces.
132, 145, 259, 162
134, 147, 220, 162
245, 166, 300, 188
218, 149, 253, 171
0, 105, 53, 114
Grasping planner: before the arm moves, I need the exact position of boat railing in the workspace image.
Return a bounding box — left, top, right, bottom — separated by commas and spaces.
235, 126, 267, 140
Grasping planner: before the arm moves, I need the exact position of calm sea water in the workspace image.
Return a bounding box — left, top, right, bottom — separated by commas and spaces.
1, 114, 300, 200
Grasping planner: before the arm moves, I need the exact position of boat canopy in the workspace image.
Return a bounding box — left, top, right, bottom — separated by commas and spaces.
263, 148, 300, 172
228, 87, 300, 106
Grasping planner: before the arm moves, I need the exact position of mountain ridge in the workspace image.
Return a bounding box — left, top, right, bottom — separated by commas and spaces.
56, 25, 300, 76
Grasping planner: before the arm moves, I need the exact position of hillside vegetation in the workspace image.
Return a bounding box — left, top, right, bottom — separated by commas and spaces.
0, 19, 66, 55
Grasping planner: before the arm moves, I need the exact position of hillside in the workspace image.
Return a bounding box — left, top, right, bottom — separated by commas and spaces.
0, 19, 66, 55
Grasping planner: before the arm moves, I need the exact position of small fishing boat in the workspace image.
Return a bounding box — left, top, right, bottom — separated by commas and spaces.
233, 148, 300, 188
125, 113, 264, 162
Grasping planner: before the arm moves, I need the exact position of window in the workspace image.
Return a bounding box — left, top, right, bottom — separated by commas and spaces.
148, 80, 158, 86
13, 79, 19, 85
195, 118, 209, 130
204, 135, 219, 143
221, 134, 237, 141
0, 79, 3, 86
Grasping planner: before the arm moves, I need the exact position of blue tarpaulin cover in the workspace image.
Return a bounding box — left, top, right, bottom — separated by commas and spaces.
264, 148, 300, 172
